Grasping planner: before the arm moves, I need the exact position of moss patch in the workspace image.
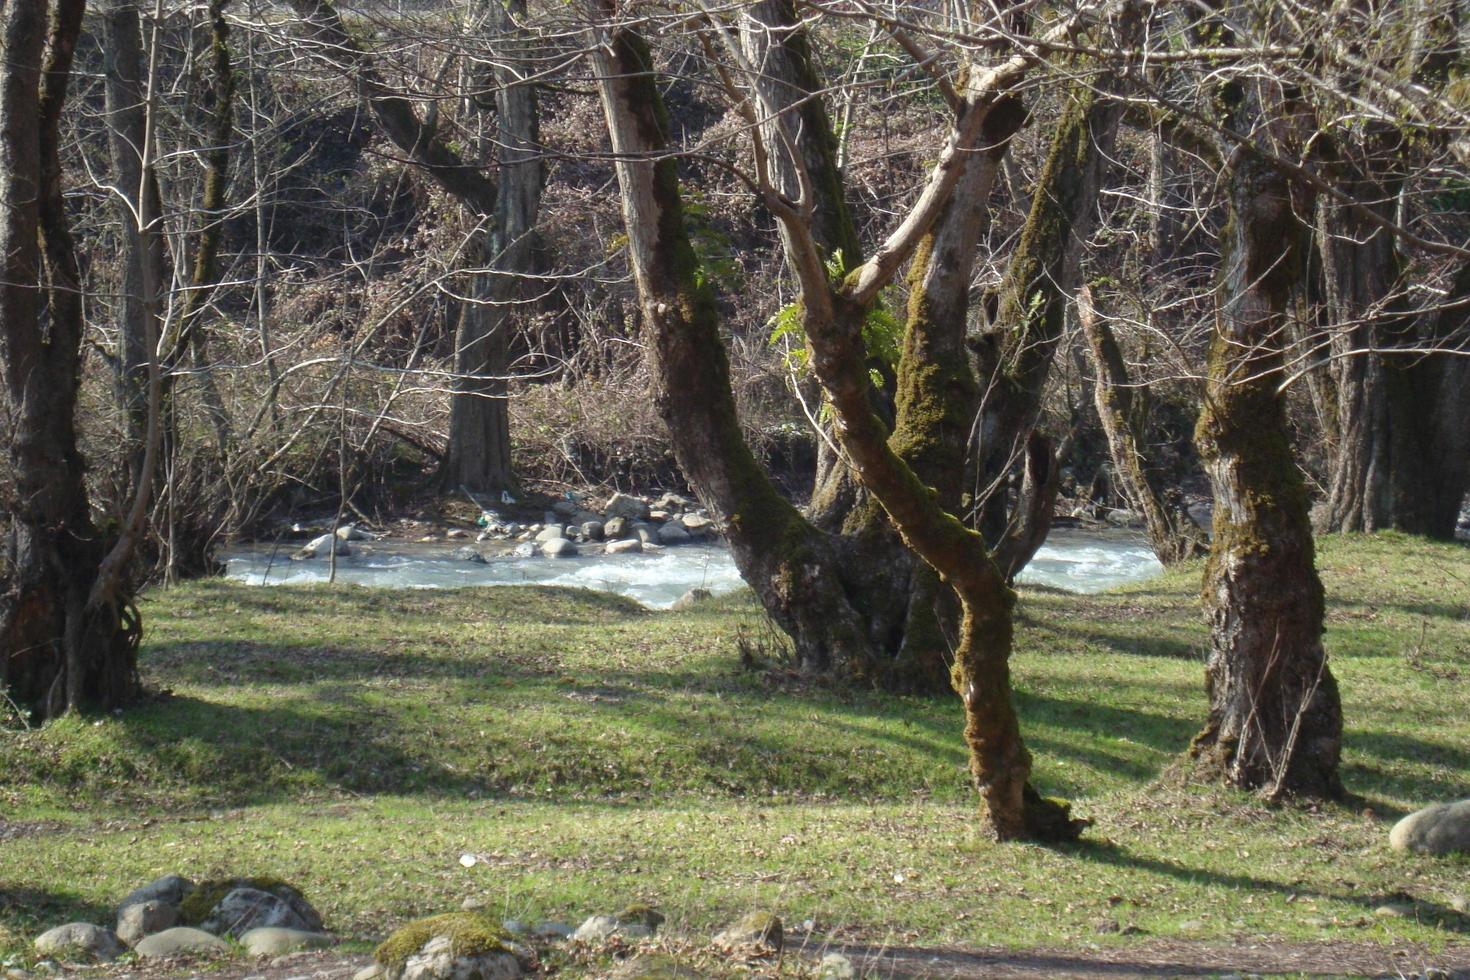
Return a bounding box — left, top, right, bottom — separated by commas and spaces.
374, 912, 512, 970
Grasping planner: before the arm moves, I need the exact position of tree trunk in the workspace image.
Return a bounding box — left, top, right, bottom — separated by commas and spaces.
1077, 286, 1208, 564
1, 0, 139, 722
1191, 143, 1343, 800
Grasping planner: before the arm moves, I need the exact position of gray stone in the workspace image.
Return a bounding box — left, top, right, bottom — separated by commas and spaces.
239, 928, 335, 957
634, 525, 658, 545
1390, 800, 1470, 856
512, 542, 536, 558
818, 953, 855, 979
671, 588, 712, 611
117, 898, 178, 946
604, 517, 628, 539
1104, 508, 1143, 528
454, 546, 488, 564
446, 529, 470, 540
605, 539, 642, 555
33, 923, 123, 962
500, 920, 527, 936
337, 524, 372, 541
656, 524, 691, 545
354, 966, 386, 980
296, 533, 350, 559
201, 886, 322, 939
1374, 902, 1415, 918
581, 521, 605, 542
117, 875, 193, 916
652, 493, 693, 514
572, 915, 619, 942
679, 514, 713, 535
713, 911, 782, 950
604, 493, 650, 521
393, 935, 521, 980
541, 538, 578, 558
535, 526, 565, 543
529, 922, 573, 940
552, 500, 580, 518
618, 924, 654, 940
134, 927, 231, 959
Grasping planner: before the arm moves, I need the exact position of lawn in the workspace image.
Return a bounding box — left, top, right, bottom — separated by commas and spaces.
2, 532, 1467, 970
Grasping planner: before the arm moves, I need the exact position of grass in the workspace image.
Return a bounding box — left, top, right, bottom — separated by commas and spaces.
1, 532, 1468, 968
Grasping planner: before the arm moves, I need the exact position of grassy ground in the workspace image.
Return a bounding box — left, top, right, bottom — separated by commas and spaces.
1, 532, 1467, 971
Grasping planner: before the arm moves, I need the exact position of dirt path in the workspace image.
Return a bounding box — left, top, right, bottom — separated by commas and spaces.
75, 938, 1470, 979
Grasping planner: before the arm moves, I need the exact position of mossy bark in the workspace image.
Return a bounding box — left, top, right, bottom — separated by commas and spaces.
0, 0, 139, 722
1192, 147, 1342, 801
1078, 287, 1208, 565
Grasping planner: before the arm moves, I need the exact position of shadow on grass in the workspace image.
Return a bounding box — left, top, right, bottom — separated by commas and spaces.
0, 886, 113, 944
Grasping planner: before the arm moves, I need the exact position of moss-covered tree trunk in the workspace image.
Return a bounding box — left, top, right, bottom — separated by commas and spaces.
0, 0, 140, 722
589, 9, 884, 679
1191, 143, 1343, 800
1077, 286, 1208, 564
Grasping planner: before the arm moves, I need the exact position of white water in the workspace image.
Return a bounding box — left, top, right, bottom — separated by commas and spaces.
224, 528, 1161, 610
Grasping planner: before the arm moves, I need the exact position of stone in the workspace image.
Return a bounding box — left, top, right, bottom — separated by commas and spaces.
397, 935, 520, 980
512, 542, 535, 558
634, 525, 658, 545
499, 920, 527, 936
671, 588, 712, 611
618, 924, 654, 940
354, 966, 386, 980
713, 911, 782, 950
200, 886, 323, 939
337, 524, 372, 541
1451, 895, 1469, 914
552, 500, 580, 518
604, 517, 628, 539
604, 493, 650, 521
446, 529, 469, 540
296, 533, 349, 559
572, 915, 619, 942
454, 546, 488, 564
649, 510, 670, 522
679, 514, 713, 535
33, 924, 123, 962
239, 928, 335, 957
1104, 508, 1143, 528
818, 953, 855, 979
1374, 902, 1415, 918
605, 538, 641, 555
535, 526, 565, 543
529, 922, 573, 940
656, 523, 691, 545
581, 521, 604, 541
1390, 800, 1470, 856
117, 875, 194, 916
134, 926, 231, 959
117, 898, 178, 946
541, 538, 578, 558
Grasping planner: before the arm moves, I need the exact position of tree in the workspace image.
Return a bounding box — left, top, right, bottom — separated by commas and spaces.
0, 0, 141, 722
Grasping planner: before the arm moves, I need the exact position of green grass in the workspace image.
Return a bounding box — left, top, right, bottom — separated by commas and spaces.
2, 533, 1467, 965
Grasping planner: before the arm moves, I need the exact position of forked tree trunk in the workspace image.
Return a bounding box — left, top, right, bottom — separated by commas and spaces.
1077, 286, 1208, 564
1191, 144, 1343, 800
1, 0, 140, 722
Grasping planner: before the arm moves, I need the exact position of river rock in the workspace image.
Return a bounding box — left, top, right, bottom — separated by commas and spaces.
118, 874, 194, 915
605, 493, 650, 521
399, 935, 520, 980
552, 500, 580, 518
134, 927, 231, 959
653, 493, 693, 514
512, 542, 536, 558
572, 915, 619, 942
656, 523, 691, 545
679, 514, 713, 535
542, 538, 578, 558
240, 927, 336, 956
33, 924, 124, 962
671, 588, 711, 610
200, 886, 323, 938
446, 529, 469, 540
605, 539, 642, 555
454, 546, 488, 564
535, 525, 565, 542
117, 898, 178, 946
713, 911, 782, 950
337, 524, 372, 541
1390, 800, 1470, 855
604, 517, 629, 539
634, 525, 659, 545
296, 533, 350, 559
581, 521, 605, 541
1104, 508, 1144, 528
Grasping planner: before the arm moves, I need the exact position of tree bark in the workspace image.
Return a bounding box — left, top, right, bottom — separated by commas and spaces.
1, 0, 139, 722
1077, 286, 1208, 564
1191, 140, 1343, 800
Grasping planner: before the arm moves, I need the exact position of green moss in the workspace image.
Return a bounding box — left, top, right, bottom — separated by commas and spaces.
178, 876, 300, 924
374, 912, 512, 970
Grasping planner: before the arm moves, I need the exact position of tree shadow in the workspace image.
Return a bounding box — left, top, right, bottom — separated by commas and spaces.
0, 886, 114, 946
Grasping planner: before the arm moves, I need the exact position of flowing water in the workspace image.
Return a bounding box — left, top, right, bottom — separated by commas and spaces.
224, 527, 1161, 610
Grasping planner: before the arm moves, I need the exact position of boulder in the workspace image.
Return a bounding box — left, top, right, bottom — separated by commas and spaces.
1104, 508, 1144, 528
185, 879, 322, 938
1390, 800, 1470, 856
605, 539, 642, 556
33, 924, 124, 962
512, 542, 536, 558
117, 874, 193, 915
634, 525, 659, 545
535, 526, 565, 543
572, 915, 619, 943
446, 529, 470, 540
581, 521, 605, 542
679, 514, 713, 535
117, 898, 178, 946
295, 533, 350, 559
375, 913, 526, 980
656, 524, 692, 545
652, 493, 693, 514
713, 911, 782, 951
454, 546, 488, 565
552, 500, 580, 518
604, 517, 629, 540
133, 927, 231, 959
671, 588, 712, 611
542, 538, 578, 558
604, 493, 651, 521
239, 927, 335, 957
337, 524, 373, 541
570, 908, 660, 943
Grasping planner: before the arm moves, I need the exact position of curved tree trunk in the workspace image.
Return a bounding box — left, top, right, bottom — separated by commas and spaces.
1, 0, 139, 723
1191, 138, 1343, 801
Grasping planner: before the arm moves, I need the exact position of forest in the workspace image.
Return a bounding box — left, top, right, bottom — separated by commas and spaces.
1, 0, 1469, 977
